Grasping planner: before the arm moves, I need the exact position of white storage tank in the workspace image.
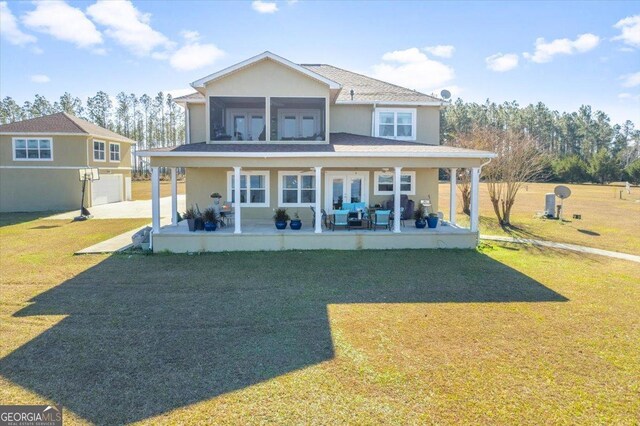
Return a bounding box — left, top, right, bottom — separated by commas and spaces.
545, 193, 555, 217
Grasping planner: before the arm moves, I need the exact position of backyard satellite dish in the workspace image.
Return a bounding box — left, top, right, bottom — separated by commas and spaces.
440, 89, 451, 100
554, 185, 571, 199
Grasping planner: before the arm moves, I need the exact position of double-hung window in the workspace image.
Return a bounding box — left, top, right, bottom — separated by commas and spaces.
93, 140, 106, 161
227, 171, 269, 207
109, 143, 121, 162
278, 172, 316, 206
373, 171, 416, 195
13, 138, 52, 161
375, 108, 416, 140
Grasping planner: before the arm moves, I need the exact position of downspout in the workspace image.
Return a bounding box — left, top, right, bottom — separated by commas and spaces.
371, 103, 377, 136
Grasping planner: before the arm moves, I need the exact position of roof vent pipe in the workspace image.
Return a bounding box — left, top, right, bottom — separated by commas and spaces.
350, 89, 354, 101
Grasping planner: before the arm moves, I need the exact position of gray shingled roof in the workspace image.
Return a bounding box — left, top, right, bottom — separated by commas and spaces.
302, 64, 442, 103
0, 112, 136, 143
173, 92, 206, 103
138, 133, 494, 157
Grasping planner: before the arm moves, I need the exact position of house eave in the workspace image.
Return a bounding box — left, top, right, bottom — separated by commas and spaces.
0, 132, 137, 144
135, 150, 497, 159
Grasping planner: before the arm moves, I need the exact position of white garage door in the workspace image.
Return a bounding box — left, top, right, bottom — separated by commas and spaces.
91, 174, 123, 206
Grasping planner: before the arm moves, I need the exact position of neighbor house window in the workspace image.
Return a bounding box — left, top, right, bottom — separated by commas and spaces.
93, 140, 105, 161
109, 143, 121, 162
226, 171, 269, 207
373, 171, 416, 195
278, 172, 316, 206
12, 138, 52, 161
374, 108, 416, 140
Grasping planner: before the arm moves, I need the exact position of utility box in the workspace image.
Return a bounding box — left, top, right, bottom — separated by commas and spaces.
545, 193, 556, 217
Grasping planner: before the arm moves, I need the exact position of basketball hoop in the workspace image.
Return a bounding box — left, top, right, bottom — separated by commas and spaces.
74, 168, 100, 221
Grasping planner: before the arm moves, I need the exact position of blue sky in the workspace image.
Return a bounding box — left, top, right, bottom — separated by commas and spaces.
1, 0, 638, 125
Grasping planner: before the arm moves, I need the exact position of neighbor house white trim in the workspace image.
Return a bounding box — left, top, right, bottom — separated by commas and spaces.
191, 51, 342, 90
374, 108, 417, 141
226, 170, 270, 207
93, 140, 106, 162
0, 166, 131, 170
109, 142, 121, 162
373, 170, 416, 195
277, 170, 317, 207
12, 137, 53, 161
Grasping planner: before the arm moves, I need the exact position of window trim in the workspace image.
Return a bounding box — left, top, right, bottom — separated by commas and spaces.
93, 140, 106, 162
226, 170, 270, 207
277, 171, 317, 207
374, 108, 417, 141
276, 109, 322, 140
109, 142, 121, 162
373, 171, 416, 195
12, 137, 53, 161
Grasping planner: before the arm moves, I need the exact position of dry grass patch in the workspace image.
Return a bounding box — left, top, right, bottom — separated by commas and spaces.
131, 179, 185, 200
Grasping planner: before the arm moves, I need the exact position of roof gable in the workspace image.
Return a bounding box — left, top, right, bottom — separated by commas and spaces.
191, 51, 342, 90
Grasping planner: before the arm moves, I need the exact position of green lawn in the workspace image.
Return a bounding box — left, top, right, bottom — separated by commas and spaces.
0, 214, 638, 424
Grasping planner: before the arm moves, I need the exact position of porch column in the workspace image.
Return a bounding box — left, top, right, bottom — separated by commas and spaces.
393, 166, 402, 233
314, 166, 322, 233
470, 167, 480, 233
151, 167, 161, 233
449, 168, 457, 225
233, 166, 242, 234
170, 167, 178, 226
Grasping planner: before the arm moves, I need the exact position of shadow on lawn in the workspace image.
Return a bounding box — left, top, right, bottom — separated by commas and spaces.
0, 250, 567, 424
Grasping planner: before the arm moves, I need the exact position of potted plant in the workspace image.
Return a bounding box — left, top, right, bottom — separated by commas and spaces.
413, 204, 427, 228
194, 204, 205, 230
203, 207, 218, 232
426, 212, 439, 229
183, 206, 198, 232
273, 208, 289, 230
290, 211, 302, 230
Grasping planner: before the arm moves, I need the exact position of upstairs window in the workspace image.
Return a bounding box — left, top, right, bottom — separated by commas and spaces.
109, 143, 121, 162
93, 140, 105, 161
210, 97, 266, 141
271, 97, 326, 141
13, 138, 52, 161
375, 108, 416, 141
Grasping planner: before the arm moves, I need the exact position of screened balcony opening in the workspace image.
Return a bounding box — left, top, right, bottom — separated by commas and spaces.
210, 97, 266, 141
270, 97, 326, 142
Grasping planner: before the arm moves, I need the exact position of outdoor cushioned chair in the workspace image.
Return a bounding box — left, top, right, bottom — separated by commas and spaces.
310, 206, 328, 228
372, 210, 391, 231
330, 210, 350, 231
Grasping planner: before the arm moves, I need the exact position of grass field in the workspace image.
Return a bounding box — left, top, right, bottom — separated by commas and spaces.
439, 182, 640, 254
131, 179, 185, 200
1, 214, 638, 424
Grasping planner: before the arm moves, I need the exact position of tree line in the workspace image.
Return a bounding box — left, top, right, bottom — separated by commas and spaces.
0, 92, 185, 173
441, 99, 640, 184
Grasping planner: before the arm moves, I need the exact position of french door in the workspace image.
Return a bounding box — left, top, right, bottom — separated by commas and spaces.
324, 172, 369, 213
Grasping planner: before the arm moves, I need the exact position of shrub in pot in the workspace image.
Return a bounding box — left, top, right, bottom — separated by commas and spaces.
203, 207, 218, 232
290, 212, 302, 230
273, 208, 290, 230
413, 204, 426, 228
183, 206, 199, 232
426, 212, 439, 229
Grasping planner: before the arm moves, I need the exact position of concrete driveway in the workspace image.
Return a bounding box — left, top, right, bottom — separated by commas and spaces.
48, 195, 186, 220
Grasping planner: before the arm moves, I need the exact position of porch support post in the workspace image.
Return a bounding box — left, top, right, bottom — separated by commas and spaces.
233, 166, 242, 234
393, 166, 402, 233
151, 166, 161, 233
171, 167, 178, 226
314, 166, 322, 233
449, 168, 457, 225
470, 167, 480, 233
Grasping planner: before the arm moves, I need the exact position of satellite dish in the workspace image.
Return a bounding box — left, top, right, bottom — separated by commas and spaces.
554, 185, 571, 199
440, 89, 451, 100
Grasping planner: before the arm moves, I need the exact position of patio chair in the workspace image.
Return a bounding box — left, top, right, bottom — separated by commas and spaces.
372, 210, 391, 231
330, 210, 350, 231
310, 206, 328, 228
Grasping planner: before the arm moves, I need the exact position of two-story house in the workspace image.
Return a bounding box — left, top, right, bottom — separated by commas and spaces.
137, 52, 495, 252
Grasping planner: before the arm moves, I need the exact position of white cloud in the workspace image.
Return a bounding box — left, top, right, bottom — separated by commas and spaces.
523, 33, 600, 63
620, 72, 640, 88
372, 47, 455, 92
169, 42, 225, 71
613, 15, 640, 48
618, 93, 632, 99
181, 30, 201, 42
87, 0, 173, 56
485, 53, 519, 72
30, 74, 50, 83
252, 1, 278, 14
0, 1, 37, 45
423, 45, 455, 58
23, 0, 102, 48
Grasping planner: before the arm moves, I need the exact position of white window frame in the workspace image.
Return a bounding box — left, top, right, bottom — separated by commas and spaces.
374, 108, 417, 141
226, 170, 270, 207
277, 109, 322, 140
373, 171, 416, 195
93, 140, 106, 162
109, 143, 121, 162
278, 171, 317, 207
225, 108, 266, 141
12, 137, 53, 161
